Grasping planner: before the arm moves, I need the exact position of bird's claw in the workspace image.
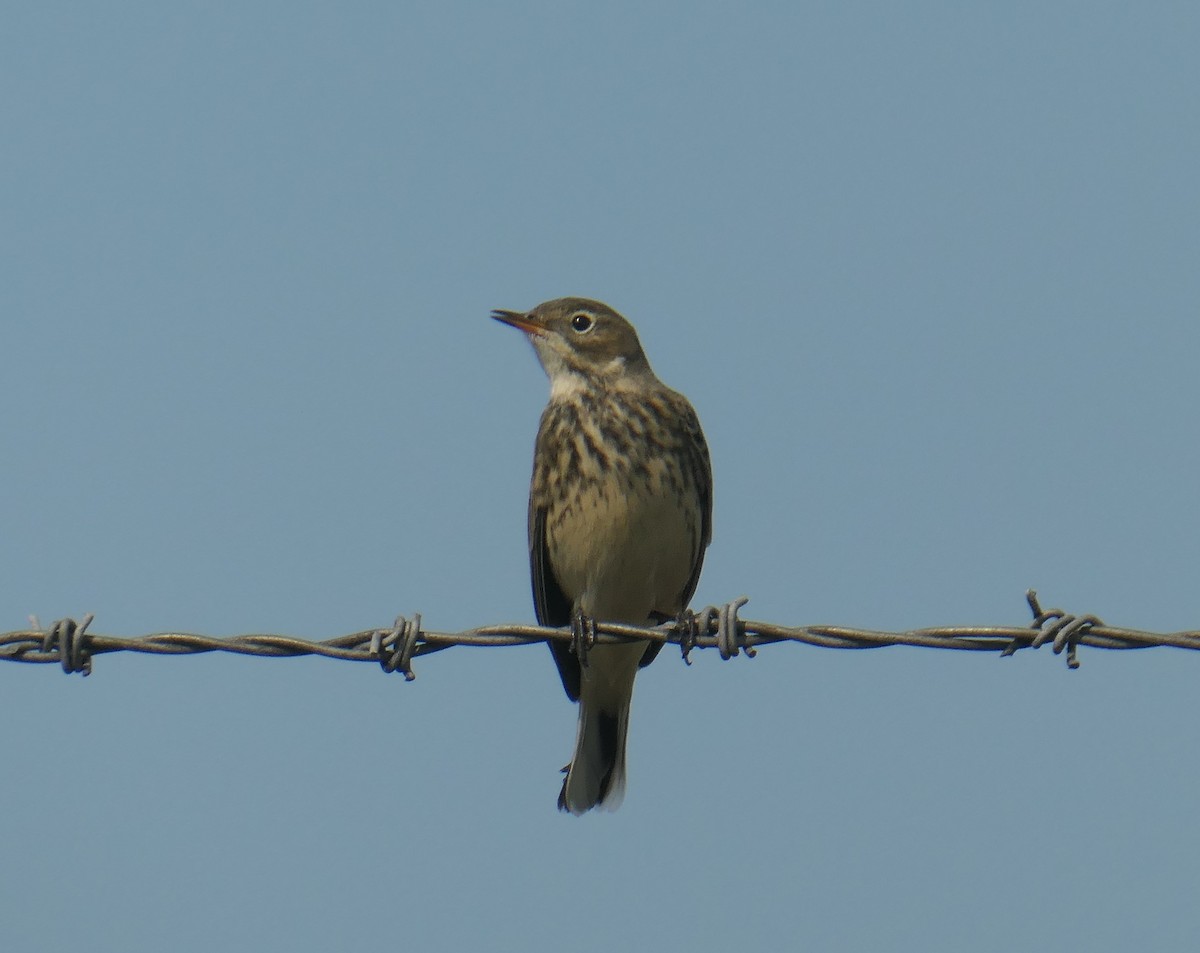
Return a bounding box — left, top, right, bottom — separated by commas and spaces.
675, 608, 699, 664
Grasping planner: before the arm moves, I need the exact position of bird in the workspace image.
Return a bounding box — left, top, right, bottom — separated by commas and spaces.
492, 297, 712, 814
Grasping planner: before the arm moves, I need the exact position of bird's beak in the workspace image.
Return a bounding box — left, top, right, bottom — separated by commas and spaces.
491, 309, 546, 337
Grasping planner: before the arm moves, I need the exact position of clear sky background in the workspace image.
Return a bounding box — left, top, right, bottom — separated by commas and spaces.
3, 3, 1198, 951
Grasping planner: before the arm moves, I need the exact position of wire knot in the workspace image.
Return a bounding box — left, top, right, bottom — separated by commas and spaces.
679, 597, 752, 662
1002, 590, 1099, 669
371, 614, 422, 680
41, 614, 95, 675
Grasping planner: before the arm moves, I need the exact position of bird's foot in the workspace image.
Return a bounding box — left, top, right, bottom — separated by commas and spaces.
674, 608, 700, 665
570, 609, 596, 670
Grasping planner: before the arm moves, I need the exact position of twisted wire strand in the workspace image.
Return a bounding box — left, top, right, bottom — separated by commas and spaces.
3, 591, 1198, 678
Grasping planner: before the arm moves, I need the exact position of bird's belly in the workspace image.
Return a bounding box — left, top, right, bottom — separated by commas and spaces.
549, 484, 696, 624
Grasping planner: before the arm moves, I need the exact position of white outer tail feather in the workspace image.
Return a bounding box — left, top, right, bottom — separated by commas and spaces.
560, 641, 644, 815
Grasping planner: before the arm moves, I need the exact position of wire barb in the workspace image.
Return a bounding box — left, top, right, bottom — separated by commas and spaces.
1000, 589, 1103, 669
371, 614, 422, 680
716, 596, 751, 660
39, 614, 95, 675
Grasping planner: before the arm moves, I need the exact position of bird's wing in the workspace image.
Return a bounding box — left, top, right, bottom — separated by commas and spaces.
677, 395, 714, 609
530, 504, 580, 701
639, 391, 714, 670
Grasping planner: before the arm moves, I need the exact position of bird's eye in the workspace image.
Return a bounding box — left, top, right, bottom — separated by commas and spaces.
570, 312, 594, 333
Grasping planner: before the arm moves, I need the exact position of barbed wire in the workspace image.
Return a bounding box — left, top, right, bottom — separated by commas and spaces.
3, 591, 1198, 680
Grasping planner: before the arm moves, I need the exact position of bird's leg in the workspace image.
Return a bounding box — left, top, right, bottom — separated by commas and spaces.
570, 607, 596, 670
637, 611, 673, 668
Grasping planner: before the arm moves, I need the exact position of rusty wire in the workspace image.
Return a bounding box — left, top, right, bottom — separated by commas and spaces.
3, 591, 1198, 680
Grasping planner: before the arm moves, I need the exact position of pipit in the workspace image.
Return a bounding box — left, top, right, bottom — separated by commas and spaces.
493, 297, 712, 814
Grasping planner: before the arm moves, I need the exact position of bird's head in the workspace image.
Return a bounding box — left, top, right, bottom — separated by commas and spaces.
492, 297, 652, 388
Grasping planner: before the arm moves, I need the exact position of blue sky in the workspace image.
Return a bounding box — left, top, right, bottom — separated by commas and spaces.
3, 3, 1198, 951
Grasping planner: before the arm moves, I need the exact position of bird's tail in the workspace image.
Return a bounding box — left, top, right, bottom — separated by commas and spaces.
558, 641, 644, 815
